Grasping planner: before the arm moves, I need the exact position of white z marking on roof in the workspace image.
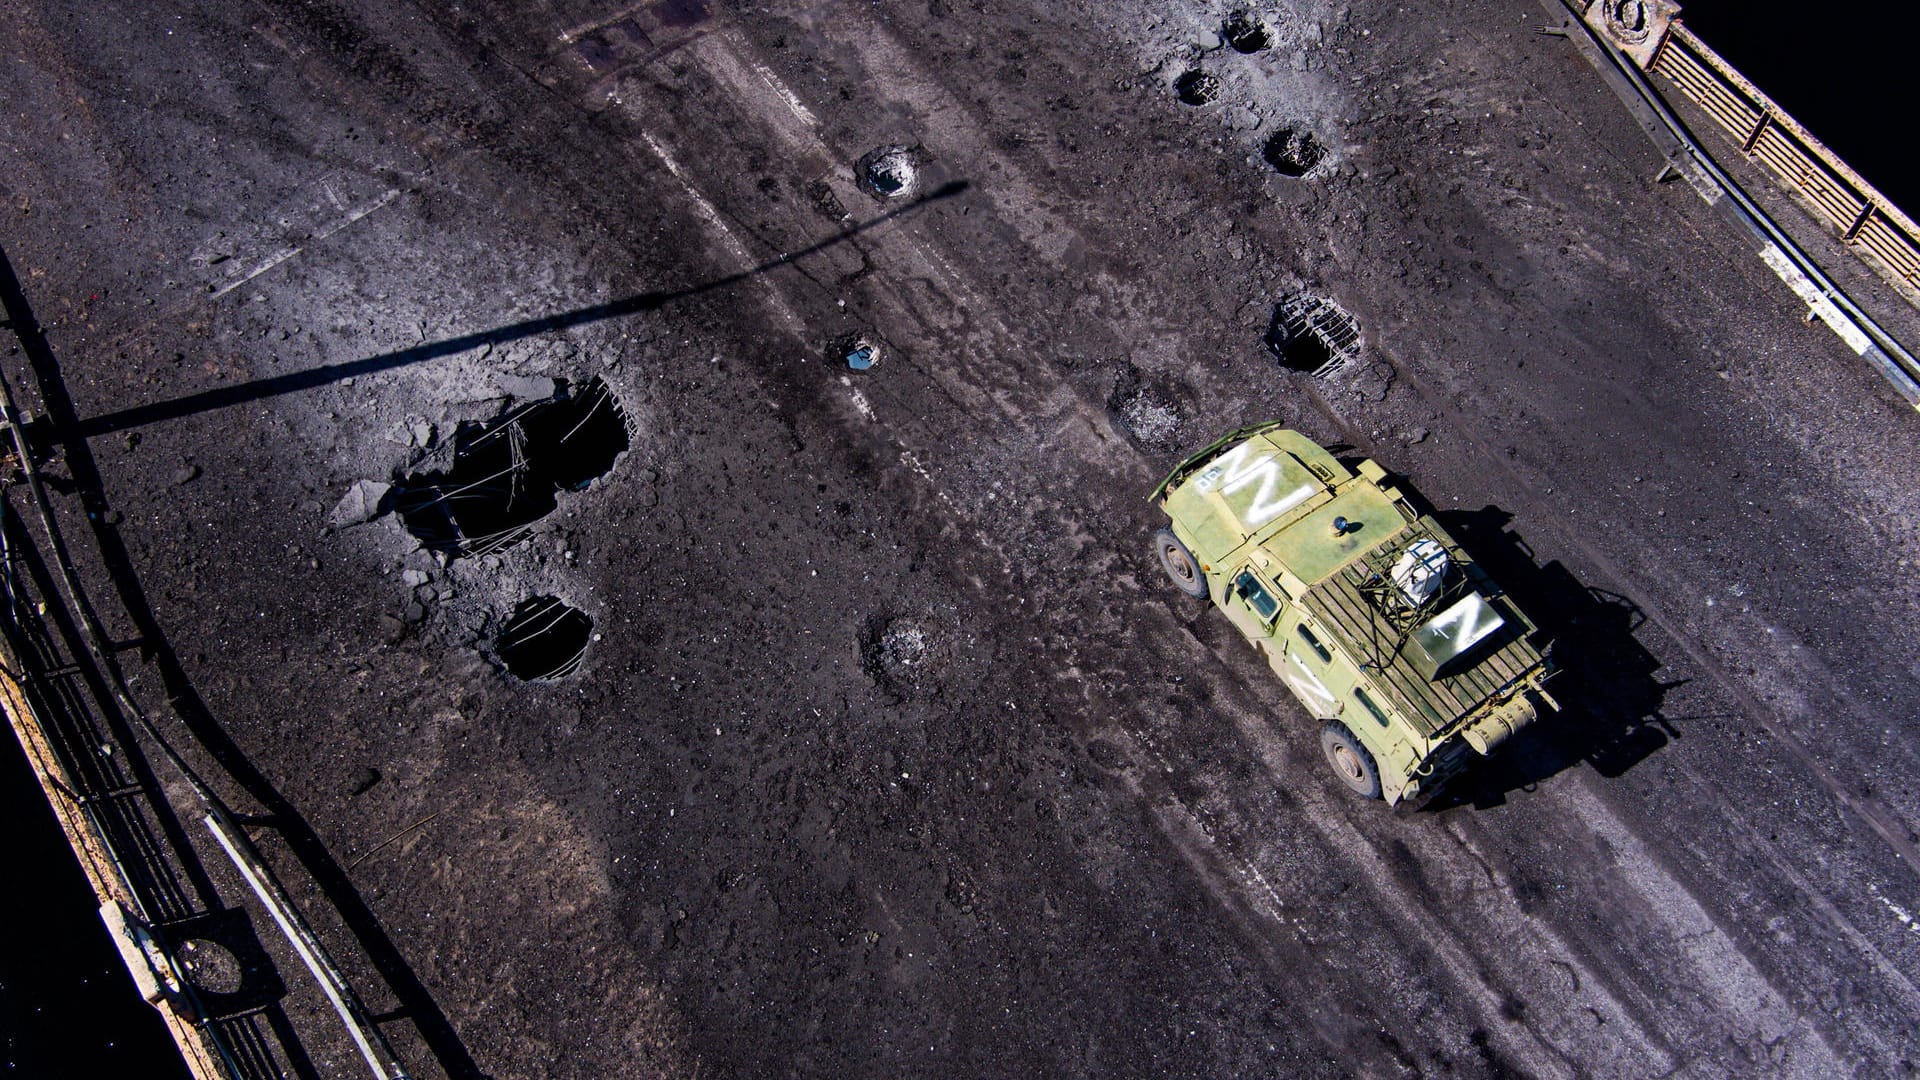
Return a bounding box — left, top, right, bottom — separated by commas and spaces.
1203, 444, 1316, 527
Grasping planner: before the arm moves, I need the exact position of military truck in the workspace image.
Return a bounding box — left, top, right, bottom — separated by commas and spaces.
1150, 423, 1557, 805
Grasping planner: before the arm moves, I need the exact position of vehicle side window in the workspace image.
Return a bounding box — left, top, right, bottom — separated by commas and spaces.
1296, 623, 1333, 663
1355, 687, 1391, 728
1231, 569, 1281, 622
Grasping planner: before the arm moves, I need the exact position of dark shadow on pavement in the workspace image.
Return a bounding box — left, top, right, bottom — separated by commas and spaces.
1, 246, 484, 1078
70, 179, 970, 439
1418, 506, 1679, 812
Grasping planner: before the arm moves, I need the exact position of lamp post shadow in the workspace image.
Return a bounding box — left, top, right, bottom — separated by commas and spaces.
69, 180, 970, 441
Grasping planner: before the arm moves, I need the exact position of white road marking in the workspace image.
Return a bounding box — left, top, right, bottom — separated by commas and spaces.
607, 15, 1899, 1072
682, 37, 819, 152
211, 188, 399, 299
636, 131, 802, 329
1561, 782, 1846, 1073
898, 449, 936, 487
753, 62, 816, 127
1868, 882, 1920, 934
840, 375, 876, 421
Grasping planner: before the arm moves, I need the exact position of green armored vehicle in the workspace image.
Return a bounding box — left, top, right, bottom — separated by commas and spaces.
1150, 423, 1557, 805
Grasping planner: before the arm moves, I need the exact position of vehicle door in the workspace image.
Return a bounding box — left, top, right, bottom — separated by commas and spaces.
1221, 564, 1287, 659
1275, 613, 1344, 720
1285, 614, 1411, 767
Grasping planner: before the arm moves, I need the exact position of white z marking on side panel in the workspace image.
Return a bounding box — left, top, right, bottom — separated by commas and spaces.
1282, 657, 1337, 715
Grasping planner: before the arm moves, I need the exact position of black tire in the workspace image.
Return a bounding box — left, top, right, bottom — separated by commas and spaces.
1153, 527, 1209, 598
1319, 722, 1382, 800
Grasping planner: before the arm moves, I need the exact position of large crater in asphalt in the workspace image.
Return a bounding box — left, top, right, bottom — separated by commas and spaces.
392, 377, 629, 558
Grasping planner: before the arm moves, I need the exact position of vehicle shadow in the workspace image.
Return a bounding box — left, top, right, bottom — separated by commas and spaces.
1417, 506, 1679, 812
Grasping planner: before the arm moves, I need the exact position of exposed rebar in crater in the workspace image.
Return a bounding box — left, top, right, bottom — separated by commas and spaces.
1224, 12, 1272, 53
495, 596, 594, 681
1266, 293, 1362, 376
1262, 127, 1326, 177
1174, 69, 1220, 106
392, 377, 629, 558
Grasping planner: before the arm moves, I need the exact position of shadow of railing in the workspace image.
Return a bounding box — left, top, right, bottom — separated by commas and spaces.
2, 245, 481, 1078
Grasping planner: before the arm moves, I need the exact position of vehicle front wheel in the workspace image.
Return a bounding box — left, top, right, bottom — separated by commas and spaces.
1153, 527, 1210, 599
1319, 722, 1382, 800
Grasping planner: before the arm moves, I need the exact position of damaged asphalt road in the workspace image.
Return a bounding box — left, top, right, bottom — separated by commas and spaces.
2, 0, 1918, 1076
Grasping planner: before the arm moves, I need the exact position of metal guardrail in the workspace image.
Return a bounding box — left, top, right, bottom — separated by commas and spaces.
1563, 0, 1920, 410
0, 497, 249, 1080
1645, 25, 1920, 304
1, 247, 414, 1080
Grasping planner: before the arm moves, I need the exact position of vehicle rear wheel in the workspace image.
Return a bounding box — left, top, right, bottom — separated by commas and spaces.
1319, 722, 1382, 799
1153, 527, 1209, 599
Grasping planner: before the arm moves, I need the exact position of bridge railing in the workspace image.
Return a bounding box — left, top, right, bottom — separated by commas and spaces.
1584, 1, 1920, 304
